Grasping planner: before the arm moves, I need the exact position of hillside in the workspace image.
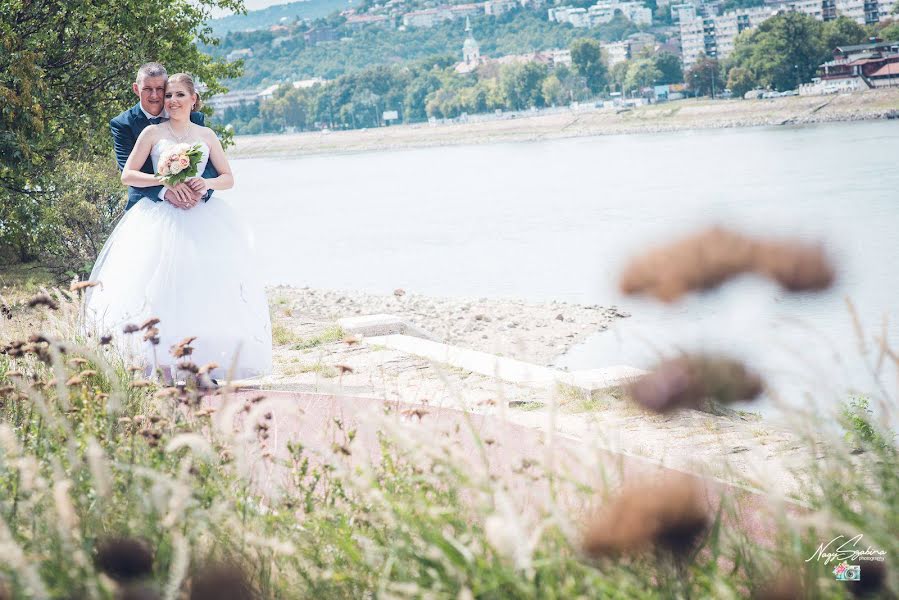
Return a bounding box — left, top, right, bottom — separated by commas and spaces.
207, 10, 641, 89
210, 0, 353, 35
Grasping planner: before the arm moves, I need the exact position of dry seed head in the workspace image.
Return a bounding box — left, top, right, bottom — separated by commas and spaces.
619, 227, 835, 302
79, 369, 98, 378
198, 362, 219, 375
130, 380, 152, 389
27, 293, 59, 310
70, 280, 99, 292
65, 375, 84, 387
142, 327, 159, 342
189, 562, 253, 600
139, 317, 161, 330
122, 323, 141, 334
95, 537, 154, 583
582, 472, 711, 558
629, 354, 763, 413
342, 335, 361, 346
28, 333, 50, 344
177, 362, 199, 374
68, 357, 89, 367
336, 363, 354, 374
401, 407, 429, 420
393, 288, 406, 298
100, 334, 113, 345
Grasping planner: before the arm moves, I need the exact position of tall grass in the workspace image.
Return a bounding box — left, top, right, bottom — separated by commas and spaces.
0, 271, 896, 598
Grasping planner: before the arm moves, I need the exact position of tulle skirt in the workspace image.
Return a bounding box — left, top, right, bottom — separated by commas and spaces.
85, 197, 272, 380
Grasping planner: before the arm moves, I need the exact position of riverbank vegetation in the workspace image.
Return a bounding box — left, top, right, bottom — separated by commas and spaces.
0, 229, 896, 598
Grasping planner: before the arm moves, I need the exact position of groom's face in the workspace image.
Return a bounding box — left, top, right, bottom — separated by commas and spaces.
132, 75, 167, 116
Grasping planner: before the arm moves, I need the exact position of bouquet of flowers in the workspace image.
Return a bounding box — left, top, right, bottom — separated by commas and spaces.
155, 143, 203, 186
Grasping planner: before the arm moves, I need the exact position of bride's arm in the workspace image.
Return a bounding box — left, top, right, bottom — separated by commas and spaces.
121, 127, 162, 188
201, 133, 234, 191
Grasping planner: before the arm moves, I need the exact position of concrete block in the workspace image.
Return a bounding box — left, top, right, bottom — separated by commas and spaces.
368, 334, 645, 397
337, 314, 439, 340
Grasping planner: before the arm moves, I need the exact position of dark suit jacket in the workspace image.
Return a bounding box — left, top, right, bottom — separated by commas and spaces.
110, 103, 220, 210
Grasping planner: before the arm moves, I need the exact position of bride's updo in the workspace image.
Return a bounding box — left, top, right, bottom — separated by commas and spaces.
168, 73, 203, 111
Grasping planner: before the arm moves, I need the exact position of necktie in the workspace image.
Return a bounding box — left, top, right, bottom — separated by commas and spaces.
148, 117, 162, 125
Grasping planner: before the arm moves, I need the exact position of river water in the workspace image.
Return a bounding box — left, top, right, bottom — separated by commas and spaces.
227, 121, 899, 416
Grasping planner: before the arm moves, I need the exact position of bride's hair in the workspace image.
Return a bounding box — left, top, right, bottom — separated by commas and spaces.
167, 73, 203, 111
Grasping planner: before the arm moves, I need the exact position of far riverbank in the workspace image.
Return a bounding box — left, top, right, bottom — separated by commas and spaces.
227, 88, 899, 159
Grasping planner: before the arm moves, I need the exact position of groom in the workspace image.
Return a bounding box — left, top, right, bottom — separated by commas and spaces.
110, 62, 219, 210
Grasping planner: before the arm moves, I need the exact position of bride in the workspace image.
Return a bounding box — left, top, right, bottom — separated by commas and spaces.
86, 73, 272, 381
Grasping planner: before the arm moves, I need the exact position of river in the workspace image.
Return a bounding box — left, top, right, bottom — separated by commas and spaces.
227, 120, 899, 416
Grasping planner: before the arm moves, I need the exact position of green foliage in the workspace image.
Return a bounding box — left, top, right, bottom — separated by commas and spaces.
624, 57, 663, 92
208, 11, 636, 90
821, 16, 869, 53
1, 287, 897, 598
501, 62, 549, 109
571, 38, 608, 94
725, 12, 863, 93
653, 52, 683, 85
686, 54, 723, 96
37, 158, 126, 279
726, 66, 756, 97
720, 0, 765, 12
841, 397, 894, 451
0, 0, 243, 265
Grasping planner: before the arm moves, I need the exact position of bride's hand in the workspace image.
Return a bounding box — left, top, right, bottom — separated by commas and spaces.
187, 177, 209, 197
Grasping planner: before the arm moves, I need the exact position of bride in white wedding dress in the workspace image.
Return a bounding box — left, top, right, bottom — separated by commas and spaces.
86, 73, 272, 380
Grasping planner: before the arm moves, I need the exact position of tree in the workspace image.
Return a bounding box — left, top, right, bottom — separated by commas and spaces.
821, 16, 868, 54
1, 0, 243, 262
686, 54, 723, 96
727, 12, 824, 91
570, 38, 609, 95
726, 66, 756, 97
499, 62, 548, 110
625, 58, 662, 93
542, 74, 565, 106
609, 61, 631, 94
653, 52, 684, 85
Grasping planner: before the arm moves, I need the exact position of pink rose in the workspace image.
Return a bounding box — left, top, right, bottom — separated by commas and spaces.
178, 156, 190, 169
159, 163, 170, 176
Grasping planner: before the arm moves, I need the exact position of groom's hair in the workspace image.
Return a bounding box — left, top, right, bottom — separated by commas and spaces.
136, 62, 167, 85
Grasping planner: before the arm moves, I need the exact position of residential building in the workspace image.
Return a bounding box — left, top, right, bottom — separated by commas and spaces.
601, 40, 630, 67
345, 14, 391, 30
402, 7, 456, 27
226, 48, 254, 62
257, 78, 328, 103
485, 0, 518, 12
627, 31, 658, 55
679, 0, 891, 70
550, 0, 652, 26
206, 89, 261, 115
303, 28, 338, 46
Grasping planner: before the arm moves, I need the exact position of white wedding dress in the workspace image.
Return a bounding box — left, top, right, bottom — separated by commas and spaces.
85, 139, 272, 380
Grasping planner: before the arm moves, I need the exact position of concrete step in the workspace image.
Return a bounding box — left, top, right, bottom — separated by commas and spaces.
367, 334, 645, 397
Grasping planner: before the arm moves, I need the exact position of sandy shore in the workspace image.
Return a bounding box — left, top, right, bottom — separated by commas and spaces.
229, 88, 899, 159
268, 285, 629, 365
259, 286, 813, 493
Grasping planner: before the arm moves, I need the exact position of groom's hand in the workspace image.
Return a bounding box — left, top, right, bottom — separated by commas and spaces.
163, 184, 202, 210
